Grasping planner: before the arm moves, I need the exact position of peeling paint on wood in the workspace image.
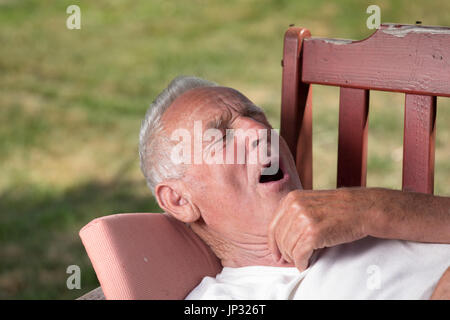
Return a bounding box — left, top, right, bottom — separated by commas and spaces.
308, 37, 353, 45
382, 24, 450, 38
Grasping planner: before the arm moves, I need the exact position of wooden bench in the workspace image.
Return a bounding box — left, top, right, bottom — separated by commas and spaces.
77, 286, 105, 300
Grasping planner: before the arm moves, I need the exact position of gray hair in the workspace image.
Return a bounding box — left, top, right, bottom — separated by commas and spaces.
139, 76, 217, 195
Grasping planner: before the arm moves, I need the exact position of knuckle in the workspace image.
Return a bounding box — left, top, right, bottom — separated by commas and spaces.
290, 199, 306, 213
297, 211, 313, 226
284, 191, 297, 203
285, 190, 301, 202
291, 201, 302, 211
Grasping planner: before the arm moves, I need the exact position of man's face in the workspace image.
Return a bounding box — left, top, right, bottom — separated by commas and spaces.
161, 86, 302, 244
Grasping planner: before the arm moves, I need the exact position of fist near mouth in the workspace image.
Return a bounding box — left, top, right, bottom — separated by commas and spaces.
268, 188, 376, 271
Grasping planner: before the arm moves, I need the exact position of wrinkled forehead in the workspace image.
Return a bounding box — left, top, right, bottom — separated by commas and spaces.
161, 86, 256, 132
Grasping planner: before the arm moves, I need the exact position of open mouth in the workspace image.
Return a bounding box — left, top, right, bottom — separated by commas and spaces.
259, 166, 284, 183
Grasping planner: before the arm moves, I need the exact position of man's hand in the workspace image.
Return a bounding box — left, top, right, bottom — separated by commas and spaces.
268, 188, 376, 271
268, 187, 450, 272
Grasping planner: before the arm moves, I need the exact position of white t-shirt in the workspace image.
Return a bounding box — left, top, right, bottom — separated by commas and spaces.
185, 237, 450, 300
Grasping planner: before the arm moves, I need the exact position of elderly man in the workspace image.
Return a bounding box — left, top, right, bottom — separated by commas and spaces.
139, 76, 450, 299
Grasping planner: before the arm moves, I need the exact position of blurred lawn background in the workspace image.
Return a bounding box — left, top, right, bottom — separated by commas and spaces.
1, 0, 449, 299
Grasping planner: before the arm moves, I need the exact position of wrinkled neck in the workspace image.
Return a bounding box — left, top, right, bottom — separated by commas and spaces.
189, 220, 294, 268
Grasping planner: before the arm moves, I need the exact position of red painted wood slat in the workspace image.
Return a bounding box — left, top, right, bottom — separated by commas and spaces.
302, 24, 450, 97
280, 27, 313, 190
402, 94, 437, 194
337, 87, 370, 188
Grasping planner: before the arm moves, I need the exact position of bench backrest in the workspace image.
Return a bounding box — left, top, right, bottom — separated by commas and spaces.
280, 23, 450, 194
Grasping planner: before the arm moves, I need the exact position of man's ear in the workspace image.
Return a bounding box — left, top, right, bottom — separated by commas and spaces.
154, 182, 200, 223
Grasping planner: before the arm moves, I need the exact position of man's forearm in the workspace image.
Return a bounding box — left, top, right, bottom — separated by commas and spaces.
367, 188, 450, 243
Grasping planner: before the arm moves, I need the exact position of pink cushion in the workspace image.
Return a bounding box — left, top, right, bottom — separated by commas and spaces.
79, 213, 222, 299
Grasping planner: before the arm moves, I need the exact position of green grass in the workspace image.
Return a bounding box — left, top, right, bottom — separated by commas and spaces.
1, 0, 450, 299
